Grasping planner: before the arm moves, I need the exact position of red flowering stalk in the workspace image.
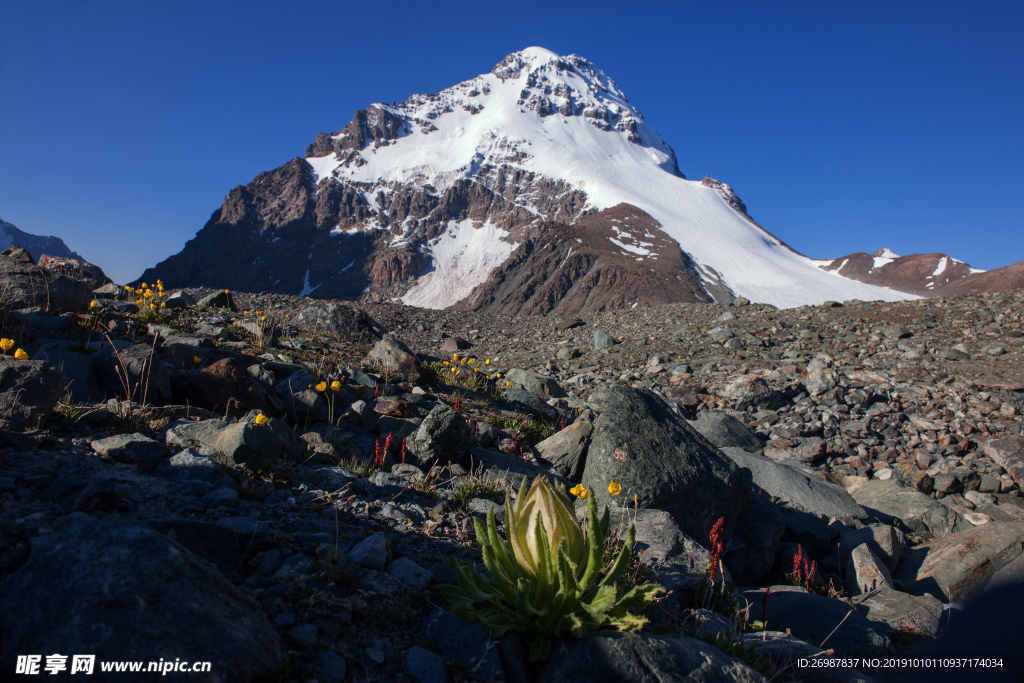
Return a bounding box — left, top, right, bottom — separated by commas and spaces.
374, 439, 384, 468
793, 544, 804, 585
805, 560, 817, 592
401, 437, 407, 465
383, 431, 393, 460
374, 383, 380, 399
453, 400, 461, 413
707, 517, 725, 583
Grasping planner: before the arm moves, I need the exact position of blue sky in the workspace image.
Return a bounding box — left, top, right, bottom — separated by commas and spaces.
1, 1, 1021, 284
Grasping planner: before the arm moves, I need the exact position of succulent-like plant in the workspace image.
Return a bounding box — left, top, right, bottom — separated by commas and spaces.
436, 476, 664, 661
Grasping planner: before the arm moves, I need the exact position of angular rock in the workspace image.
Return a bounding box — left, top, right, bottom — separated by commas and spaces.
505, 368, 568, 399
386, 557, 433, 590
211, 421, 283, 470
739, 587, 890, 658
94, 342, 172, 405
374, 396, 417, 418
282, 388, 327, 424
838, 524, 901, 570
504, 387, 560, 420
582, 386, 752, 547
720, 448, 867, 519
90, 433, 165, 474
295, 303, 377, 342
0, 520, 282, 680
805, 355, 840, 396
593, 330, 616, 348
349, 531, 387, 571
173, 357, 284, 419
540, 631, 766, 683
404, 404, 474, 468
366, 337, 435, 384
30, 345, 104, 403
0, 358, 66, 432
0, 254, 93, 313
847, 479, 967, 537
846, 545, 894, 595
421, 611, 505, 682
691, 411, 761, 451
439, 337, 471, 353
534, 421, 593, 480
197, 289, 237, 310
719, 375, 780, 412
405, 646, 451, 683
765, 437, 827, 463
853, 587, 944, 637
893, 521, 1024, 605
608, 508, 717, 608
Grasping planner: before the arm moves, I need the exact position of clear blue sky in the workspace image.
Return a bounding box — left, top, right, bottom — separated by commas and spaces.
1, 1, 1021, 284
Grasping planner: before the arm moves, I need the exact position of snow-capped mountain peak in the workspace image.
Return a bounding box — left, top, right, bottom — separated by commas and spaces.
142, 47, 929, 310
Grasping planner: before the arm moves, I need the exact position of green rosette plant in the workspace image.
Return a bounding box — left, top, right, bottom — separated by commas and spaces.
435, 476, 665, 662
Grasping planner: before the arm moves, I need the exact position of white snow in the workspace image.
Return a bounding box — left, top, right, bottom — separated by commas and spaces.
306, 47, 920, 308
876, 248, 900, 259
608, 238, 651, 256
932, 256, 949, 277
401, 219, 517, 309
872, 256, 895, 270
341, 260, 355, 272
299, 268, 321, 298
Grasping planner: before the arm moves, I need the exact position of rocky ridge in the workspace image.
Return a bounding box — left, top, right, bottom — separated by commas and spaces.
1, 255, 1023, 681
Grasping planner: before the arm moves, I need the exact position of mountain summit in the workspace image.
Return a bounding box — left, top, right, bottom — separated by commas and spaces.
140, 47, 916, 310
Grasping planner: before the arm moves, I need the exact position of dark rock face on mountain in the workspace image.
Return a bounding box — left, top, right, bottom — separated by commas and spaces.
820, 248, 1024, 298
454, 204, 713, 315
0, 216, 83, 262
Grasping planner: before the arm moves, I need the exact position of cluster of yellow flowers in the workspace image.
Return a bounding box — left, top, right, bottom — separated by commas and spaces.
313, 380, 343, 393
125, 279, 167, 311
0, 338, 29, 360
568, 481, 622, 499
442, 353, 502, 388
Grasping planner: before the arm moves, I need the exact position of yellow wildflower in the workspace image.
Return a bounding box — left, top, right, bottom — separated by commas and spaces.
253, 413, 270, 426
485, 359, 490, 365
315, 381, 327, 392
506, 381, 511, 387
0, 338, 13, 353
224, 289, 230, 294
14, 349, 29, 361
89, 300, 98, 308
193, 356, 202, 364
261, 315, 267, 321
569, 484, 588, 499
608, 481, 622, 495
141, 282, 147, 288
496, 373, 502, 378
331, 380, 342, 391
150, 303, 157, 309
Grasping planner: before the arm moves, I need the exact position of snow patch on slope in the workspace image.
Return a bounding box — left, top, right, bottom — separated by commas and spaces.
401, 220, 517, 309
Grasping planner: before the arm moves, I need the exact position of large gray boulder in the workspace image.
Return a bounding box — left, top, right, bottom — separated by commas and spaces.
838, 524, 902, 570
721, 448, 866, 519
692, 411, 762, 451
805, 355, 840, 396
30, 345, 104, 403
847, 479, 968, 537
0, 254, 93, 313
893, 521, 1024, 605
505, 368, 568, 399
739, 588, 890, 658
0, 520, 282, 681
607, 508, 718, 608
91, 433, 166, 474
852, 587, 944, 637
581, 387, 752, 547
540, 631, 766, 683
94, 342, 172, 406
365, 337, 434, 384
295, 303, 378, 342
211, 421, 283, 470
0, 357, 66, 431
404, 405, 474, 468
535, 421, 593, 480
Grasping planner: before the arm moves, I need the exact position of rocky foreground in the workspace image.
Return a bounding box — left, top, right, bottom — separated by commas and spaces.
0, 250, 1023, 682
